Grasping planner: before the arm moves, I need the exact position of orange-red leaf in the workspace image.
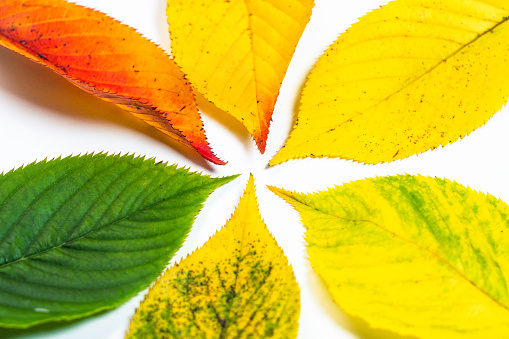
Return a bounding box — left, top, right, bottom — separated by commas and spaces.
0, 0, 224, 165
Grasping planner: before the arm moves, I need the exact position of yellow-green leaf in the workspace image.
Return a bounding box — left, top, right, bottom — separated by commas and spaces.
127, 176, 300, 339
270, 0, 509, 165
270, 175, 509, 338
167, 0, 314, 153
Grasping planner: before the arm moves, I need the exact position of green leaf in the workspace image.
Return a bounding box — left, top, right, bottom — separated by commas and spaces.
270, 175, 509, 338
0, 153, 237, 328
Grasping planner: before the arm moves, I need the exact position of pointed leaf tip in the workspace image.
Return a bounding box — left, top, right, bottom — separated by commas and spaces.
267, 185, 293, 202
256, 134, 267, 154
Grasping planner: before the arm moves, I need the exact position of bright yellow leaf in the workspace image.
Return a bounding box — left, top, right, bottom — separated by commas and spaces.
270, 175, 509, 338
270, 0, 509, 165
126, 176, 300, 339
167, 0, 314, 153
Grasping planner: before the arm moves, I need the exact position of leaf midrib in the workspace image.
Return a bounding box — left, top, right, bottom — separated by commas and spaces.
18, 160, 130, 261
242, 0, 303, 142
218, 222, 246, 339
300, 11, 509, 146
0, 176, 207, 271
0, 158, 86, 255
301, 201, 509, 315
243, 0, 264, 138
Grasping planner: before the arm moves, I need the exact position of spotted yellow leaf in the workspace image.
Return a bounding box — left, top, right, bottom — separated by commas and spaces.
270, 175, 509, 338
167, 0, 314, 153
271, 0, 509, 165
126, 176, 300, 339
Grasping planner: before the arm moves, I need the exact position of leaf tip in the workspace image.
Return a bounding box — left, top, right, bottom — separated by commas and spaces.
267, 185, 294, 203
255, 136, 267, 154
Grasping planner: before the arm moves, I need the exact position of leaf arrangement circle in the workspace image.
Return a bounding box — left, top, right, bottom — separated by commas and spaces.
1, 0, 509, 338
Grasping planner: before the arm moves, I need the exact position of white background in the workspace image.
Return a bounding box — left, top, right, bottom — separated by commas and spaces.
1, 1, 509, 338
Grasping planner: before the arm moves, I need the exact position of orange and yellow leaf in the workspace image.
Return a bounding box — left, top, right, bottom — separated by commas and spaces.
0, 0, 224, 165
271, 0, 509, 165
167, 0, 314, 153
126, 176, 300, 339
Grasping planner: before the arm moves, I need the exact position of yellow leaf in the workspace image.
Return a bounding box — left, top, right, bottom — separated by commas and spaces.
269, 175, 509, 338
270, 0, 509, 165
167, 0, 314, 153
127, 176, 300, 339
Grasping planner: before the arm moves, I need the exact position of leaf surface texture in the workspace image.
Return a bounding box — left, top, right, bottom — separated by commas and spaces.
127, 176, 300, 339
271, 0, 509, 165
167, 0, 314, 153
0, 154, 235, 328
270, 175, 509, 338
0, 0, 224, 164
